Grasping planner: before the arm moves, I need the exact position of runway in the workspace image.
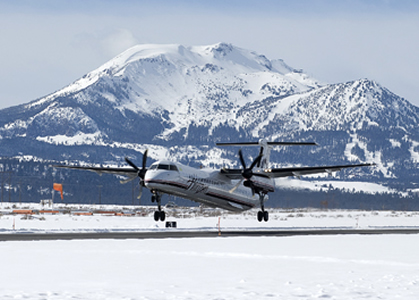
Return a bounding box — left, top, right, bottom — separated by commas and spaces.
1, 228, 419, 241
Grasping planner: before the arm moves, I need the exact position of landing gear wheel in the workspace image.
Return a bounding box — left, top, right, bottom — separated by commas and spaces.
154, 211, 160, 221
263, 211, 269, 222
257, 211, 263, 222
151, 191, 164, 221
153, 210, 166, 222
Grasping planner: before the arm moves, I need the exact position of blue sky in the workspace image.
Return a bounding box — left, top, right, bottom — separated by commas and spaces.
1, 0, 418, 108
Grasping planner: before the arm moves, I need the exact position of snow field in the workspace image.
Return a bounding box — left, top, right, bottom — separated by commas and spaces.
1, 235, 419, 299
1, 205, 419, 299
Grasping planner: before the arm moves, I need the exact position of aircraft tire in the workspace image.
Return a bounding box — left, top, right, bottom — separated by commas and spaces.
160, 211, 166, 222
154, 211, 160, 221
257, 211, 263, 222
263, 211, 269, 222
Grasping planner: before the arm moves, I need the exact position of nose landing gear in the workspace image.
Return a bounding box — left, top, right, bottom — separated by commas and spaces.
152, 191, 166, 222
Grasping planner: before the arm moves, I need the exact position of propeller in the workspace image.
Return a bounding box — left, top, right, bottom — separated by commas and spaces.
124, 149, 148, 199
230, 149, 263, 194
125, 149, 148, 179
239, 149, 262, 180
120, 176, 137, 184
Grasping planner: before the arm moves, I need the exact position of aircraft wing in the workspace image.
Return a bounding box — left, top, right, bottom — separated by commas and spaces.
264, 163, 375, 178
52, 165, 138, 177
220, 163, 375, 179
219, 168, 243, 180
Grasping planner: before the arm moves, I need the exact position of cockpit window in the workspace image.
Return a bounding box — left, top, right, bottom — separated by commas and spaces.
148, 164, 178, 171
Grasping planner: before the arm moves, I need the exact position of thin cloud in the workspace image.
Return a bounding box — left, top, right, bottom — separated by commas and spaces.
0, 1, 418, 108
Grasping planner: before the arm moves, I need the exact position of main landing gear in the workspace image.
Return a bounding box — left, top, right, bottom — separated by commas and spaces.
257, 193, 269, 222
151, 191, 166, 222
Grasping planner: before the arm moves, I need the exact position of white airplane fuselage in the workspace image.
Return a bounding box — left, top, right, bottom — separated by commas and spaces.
144, 160, 273, 211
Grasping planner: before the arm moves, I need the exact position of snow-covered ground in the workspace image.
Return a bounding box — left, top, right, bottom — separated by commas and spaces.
1, 203, 419, 299
275, 177, 399, 195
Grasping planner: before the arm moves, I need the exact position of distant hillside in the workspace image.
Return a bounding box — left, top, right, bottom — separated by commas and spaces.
0, 43, 418, 204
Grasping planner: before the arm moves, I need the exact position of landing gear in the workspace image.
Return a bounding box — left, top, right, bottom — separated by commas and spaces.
263, 210, 269, 222
152, 191, 166, 222
257, 193, 269, 222
154, 210, 166, 222
257, 210, 269, 222
257, 211, 263, 222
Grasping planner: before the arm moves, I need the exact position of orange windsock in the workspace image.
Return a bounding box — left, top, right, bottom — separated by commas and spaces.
53, 183, 64, 200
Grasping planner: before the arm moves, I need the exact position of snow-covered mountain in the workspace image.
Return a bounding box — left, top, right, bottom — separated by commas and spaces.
7, 43, 320, 142
0, 42, 418, 194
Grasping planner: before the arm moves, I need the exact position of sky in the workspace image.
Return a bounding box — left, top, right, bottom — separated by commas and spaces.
0, 0, 418, 109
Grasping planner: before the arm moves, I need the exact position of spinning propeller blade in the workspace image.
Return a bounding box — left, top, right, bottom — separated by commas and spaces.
238, 149, 263, 179
230, 149, 263, 193
138, 184, 143, 199
125, 157, 139, 171
124, 149, 148, 179
238, 149, 247, 170
229, 178, 244, 193
120, 176, 137, 184
124, 150, 149, 200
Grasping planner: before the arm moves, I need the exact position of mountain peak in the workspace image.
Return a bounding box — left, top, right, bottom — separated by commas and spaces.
4, 44, 417, 140
207, 42, 234, 57
25, 43, 321, 115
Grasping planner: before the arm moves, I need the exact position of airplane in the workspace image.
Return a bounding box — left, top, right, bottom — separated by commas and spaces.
53, 139, 374, 222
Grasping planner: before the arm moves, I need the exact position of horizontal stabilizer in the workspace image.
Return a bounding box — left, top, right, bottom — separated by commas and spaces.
216, 142, 318, 146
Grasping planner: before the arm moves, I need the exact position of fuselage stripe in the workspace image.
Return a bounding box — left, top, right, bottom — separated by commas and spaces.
145, 179, 189, 190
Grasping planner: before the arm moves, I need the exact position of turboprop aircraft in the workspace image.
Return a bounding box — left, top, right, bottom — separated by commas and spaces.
53, 139, 374, 222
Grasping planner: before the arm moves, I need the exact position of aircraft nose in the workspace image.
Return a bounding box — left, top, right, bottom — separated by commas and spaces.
144, 171, 156, 185
144, 170, 172, 189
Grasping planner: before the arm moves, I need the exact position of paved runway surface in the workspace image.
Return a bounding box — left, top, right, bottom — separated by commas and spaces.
1, 228, 419, 241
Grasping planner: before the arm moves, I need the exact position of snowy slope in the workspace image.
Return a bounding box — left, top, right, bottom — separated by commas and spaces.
24, 43, 322, 141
